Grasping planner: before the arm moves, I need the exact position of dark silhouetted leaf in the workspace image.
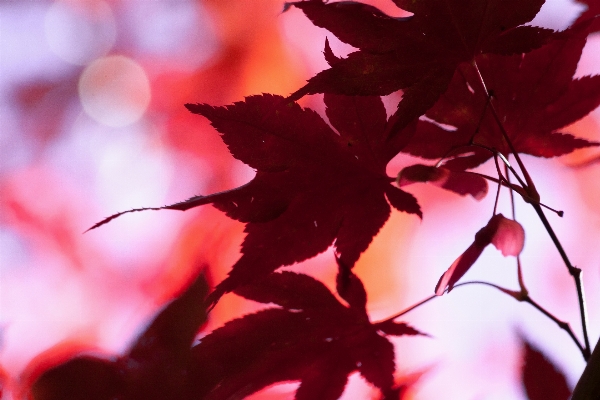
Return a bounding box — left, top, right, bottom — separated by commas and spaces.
521, 338, 571, 400
234, 269, 342, 310
397, 164, 488, 200
404, 21, 600, 167
574, 2, 600, 33
128, 272, 209, 363
189, 272, 423, 399
374, 320, 427, 337
30, 356, 123, 400
335, 256, 368, 310
287, 0, 552, 134
30, 274, 209, 400
323, 37, 341, 66
90, 94, 421, 306
123, 273, 209, 400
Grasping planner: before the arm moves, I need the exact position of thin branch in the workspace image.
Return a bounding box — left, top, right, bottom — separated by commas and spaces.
471, 62, 539, 200
468, 146, 562, 216
468, 91, 493, 143
531, 203, 591, 358
469, 142, 529, 189
506, 165, 529, 294
468, 171, 504, 185
516, 258, 528, 296
455, 281, 587, 360
375, 281, 587, 360
492, 174, 501, 215
524, 296, 587, 361
507, 163, 517, 218
493, 152, 508, 184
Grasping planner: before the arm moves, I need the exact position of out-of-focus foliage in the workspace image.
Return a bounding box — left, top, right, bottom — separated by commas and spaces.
2, 1, 600, 399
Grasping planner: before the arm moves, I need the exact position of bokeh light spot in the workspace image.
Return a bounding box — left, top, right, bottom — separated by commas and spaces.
78, 55, 151, 128
44, 0, 116, 65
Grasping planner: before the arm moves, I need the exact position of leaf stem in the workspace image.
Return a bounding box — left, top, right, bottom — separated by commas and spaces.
377, 294, 438, 322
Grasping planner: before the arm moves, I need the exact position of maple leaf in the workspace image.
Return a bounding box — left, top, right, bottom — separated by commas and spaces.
574, 1, 600, 33
188, 271, 424, 400
397, 164, 488, 200
287, 0, 553, 135
435, 214, 525, 295
378, 385, 409, 400
29, 357, 124, 400
335, 256, 368, 310
404, 21, 600, 169
30, 274, 209, 400
521, 337, 571, 400
121, 273, 209, 400
90, 94, 421, 305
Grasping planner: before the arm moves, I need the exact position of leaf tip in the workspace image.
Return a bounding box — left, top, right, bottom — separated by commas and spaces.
490, 214, 525, 257
281, 2, 293, 13
520, 335, 571, 400
323, 37, 341, 66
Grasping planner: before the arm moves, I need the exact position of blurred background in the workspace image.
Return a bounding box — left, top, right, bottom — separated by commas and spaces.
1, 0, 600, 398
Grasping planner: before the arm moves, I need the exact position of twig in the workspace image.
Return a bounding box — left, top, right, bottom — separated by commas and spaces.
524, 295, 587, 360
375, 281, 587, 359
531, 203, 591, 358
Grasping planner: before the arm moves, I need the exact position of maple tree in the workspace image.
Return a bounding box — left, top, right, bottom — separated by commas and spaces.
24, 0, 600, 399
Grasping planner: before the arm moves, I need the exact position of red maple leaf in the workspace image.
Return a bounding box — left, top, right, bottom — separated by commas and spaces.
121, 274, 209, 400
397, 164, 489, 200
29, 274, 209, 400
520, 337, 571, 400
29, 356, 124, 400
188, 271, 424, 400
403, 21, 600, 169
90, 94, 421, 304
287, 0, 552, 134
574, 1, 600, 33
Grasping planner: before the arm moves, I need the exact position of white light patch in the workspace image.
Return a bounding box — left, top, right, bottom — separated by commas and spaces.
44, 0, 116, 65
124, 0, 218, 71
78, 55, 151, 128
96, 130, 173, 212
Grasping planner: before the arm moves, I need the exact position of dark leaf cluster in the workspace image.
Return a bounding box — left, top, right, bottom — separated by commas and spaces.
31, 271, 422, 400
35, 0, 600, 398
